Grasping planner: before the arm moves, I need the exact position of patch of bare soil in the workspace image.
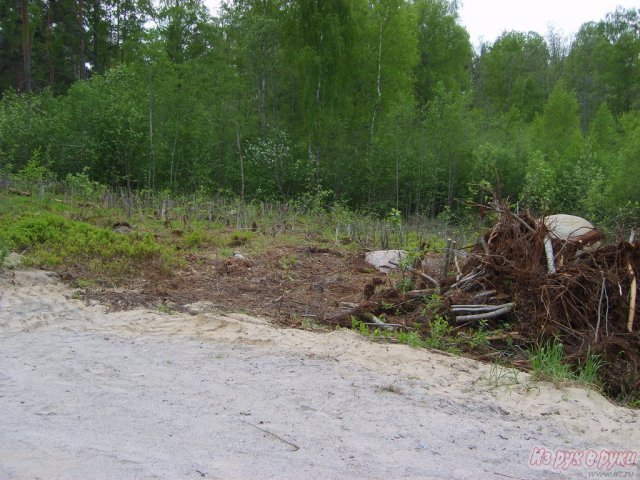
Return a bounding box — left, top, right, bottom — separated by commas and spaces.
87, 244, 386, 325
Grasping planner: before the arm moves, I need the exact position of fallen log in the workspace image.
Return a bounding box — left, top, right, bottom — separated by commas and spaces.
404, 289, 438, 299
451, 303, 514, 313
473, 290, 497, 301
455, 303, 515, 323
362, 313, 395, 331
8, 188, 31, 196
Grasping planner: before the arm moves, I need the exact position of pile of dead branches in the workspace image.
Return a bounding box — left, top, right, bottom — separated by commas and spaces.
323, 202, 640, 401
454, 202, 640, 400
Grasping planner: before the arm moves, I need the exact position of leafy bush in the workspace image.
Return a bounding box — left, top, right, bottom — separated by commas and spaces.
66, 167, 105, 198
424, 315, 456, 351
17, 148, 55, 182
184, 228, 216, 248
229, 230, 254, 247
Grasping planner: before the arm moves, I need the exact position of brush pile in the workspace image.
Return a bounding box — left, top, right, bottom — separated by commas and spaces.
324, 201, 640, 401
457, 202, 639, 399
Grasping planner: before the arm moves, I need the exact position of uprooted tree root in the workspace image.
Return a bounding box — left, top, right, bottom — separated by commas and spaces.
321, 203, 640, 404
460, 206, 640, 401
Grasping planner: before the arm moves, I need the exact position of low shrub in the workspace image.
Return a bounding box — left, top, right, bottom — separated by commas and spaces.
0, 212, 169, 279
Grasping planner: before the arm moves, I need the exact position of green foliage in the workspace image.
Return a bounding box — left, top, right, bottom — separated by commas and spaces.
0, 91, 56, 173
184, 229, 216, 248
245, 131, 313, 199
422, 293, 442, 316
565, 9, 640, 126
466, 321, 490, 349
610, 113, 640, 211
424, 315, 457, 351
0, 212, 168, 279
469, 140, 526, 202
520, 150, 557, 212
482, 362, 522, 390
66, 168, 105, 198
529, 338, 604, 388
229, 230, 255, 247
0, 238, 8, 267
562, 154, 608, 220
475, 31, 549, 120
576, 349, 605, 387
397, 276, 415, 293
395, 330, 425, 348
352, 317, 372, 336
350, 315, 456, 351
17, 148, 54, 182
421, 84, 474, 212
529, 338, 574, 383
279, 254, 298, 270
530, 81, 584, 169
0, 1, 638, 224
413, 0, 472, 102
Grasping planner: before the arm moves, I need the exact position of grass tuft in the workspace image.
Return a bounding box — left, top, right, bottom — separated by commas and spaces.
529, 338, 604, 389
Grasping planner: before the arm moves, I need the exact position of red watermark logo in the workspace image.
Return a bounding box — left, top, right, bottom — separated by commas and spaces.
529, 446, 638, 471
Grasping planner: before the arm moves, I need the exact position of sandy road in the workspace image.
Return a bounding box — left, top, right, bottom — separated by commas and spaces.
0, 270, 638, 480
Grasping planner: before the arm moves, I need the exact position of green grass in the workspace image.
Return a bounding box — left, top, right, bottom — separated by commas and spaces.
0, 237, 8, 266
529, 338, 604, 388
575, 348, 606, 386
0, 188, 621, 402
482, 362, 522, 390
529, 338, 574, 383
351, 314, 482, 355
423, 315, 457, 351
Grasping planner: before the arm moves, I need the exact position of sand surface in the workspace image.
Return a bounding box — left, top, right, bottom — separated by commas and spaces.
0, 270, 638, 480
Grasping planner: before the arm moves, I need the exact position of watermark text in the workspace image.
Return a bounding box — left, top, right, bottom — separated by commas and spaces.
529, 446, 638, 472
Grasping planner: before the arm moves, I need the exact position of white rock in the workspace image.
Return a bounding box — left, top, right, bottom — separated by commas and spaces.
364, 250, 407, 273
544, 214, 596, 241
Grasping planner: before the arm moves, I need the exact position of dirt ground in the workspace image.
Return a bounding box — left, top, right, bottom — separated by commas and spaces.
86, 243, 385, 324
1, 269, 639, 480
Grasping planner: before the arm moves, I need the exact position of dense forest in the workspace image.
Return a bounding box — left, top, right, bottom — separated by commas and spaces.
0, 0, 639, 225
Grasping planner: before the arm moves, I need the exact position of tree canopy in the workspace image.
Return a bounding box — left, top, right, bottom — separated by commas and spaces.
0, 0, 639, 224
